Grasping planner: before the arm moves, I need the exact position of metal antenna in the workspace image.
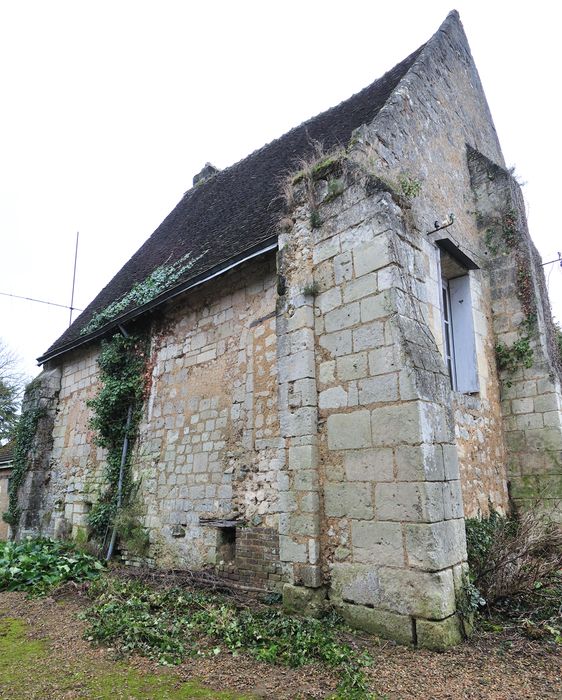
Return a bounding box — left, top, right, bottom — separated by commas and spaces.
69, 232, 79, 326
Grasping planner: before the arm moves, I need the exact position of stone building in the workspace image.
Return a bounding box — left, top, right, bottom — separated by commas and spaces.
10, 12, 562, 648
0, 443, 13, 540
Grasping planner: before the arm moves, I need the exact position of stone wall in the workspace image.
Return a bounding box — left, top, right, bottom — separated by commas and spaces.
132, 257, 282, 571
277, 163, 469, 646
0, 469, 11, 540
347, 12, 513, 517
15, 368, 63, 539
21, 257, 285, 587
468, 149, 562, 519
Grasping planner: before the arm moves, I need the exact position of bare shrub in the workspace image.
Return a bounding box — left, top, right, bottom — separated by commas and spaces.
467, 505, 561, 604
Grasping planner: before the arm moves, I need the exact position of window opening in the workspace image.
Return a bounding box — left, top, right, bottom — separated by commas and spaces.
441, 278, 457, 390
217, 526, 236, 563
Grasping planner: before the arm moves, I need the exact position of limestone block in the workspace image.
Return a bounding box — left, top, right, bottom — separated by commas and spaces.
443, 480, 464, 520
294, 563, 323, 588
291, 378, 317, 407
534, 394, 561, 413
300, 491, 320, 513
290, 328, 315, 354
404, 519, 466, 570
352, 321, 385, 352
368, 346, 399, 376
327, 410, 372, 450
353, 235, 393, 277
343, 447, 393, 482
324, 302, 360, 333
288, 445, 318, 470
371, 403, 422, 447
278, 350, 315, 382
337, 602, 413, 646
343, 273, 377, 303
319, 386, 348, 409
337, 353, 369, 381
313, 236, 340, 264
279, 536, 308, 563
378, 566, 456, 618
290, 513, 320, 536
395, 444, 445, 482
375, 482, 445, 522
319, 360, 336, 385
294, 470, 319, 491
416, 615, 463, 650
317, 287, 342, 316
330, 562, 381, 607
324, 482, 373, 519
442, 443, 461, 480
280, 407, 317, 437
286, 305, 314, 333
351, 520, 404, 566
358, 374, 399, 405
334, 251, 354, 284
319, 330, 352, 358
283, 584, 327, 617
360, 291, 392, 323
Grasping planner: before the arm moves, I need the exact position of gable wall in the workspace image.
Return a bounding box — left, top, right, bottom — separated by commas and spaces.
349, 15, 511, 516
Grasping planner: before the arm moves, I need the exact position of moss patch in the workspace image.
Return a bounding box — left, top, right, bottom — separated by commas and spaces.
0, 616, 252, 700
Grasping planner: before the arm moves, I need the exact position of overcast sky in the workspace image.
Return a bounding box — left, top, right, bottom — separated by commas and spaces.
1, 1, 561, 380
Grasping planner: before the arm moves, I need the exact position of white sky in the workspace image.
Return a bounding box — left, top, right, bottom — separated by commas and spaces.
1, 1, 561, 380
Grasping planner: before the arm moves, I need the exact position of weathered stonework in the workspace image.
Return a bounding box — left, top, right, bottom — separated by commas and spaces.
13, 11, 562, 650
0, 470, 11, 540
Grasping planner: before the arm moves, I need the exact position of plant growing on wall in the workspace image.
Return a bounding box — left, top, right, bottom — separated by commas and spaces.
81, 251, 207, 336
2, 405, 44, 528
86, 332, 149, 556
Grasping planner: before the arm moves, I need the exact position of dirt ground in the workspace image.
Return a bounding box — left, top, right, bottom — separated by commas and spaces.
0, 590, 560, 700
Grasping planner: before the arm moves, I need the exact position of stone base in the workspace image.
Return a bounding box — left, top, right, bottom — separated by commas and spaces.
337, 601, 414, 646
282, 583, 327, 618
415, 614, 464, 650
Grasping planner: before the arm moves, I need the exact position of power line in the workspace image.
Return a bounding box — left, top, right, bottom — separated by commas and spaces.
541, 252, 562, 267
0, 290, 83, 312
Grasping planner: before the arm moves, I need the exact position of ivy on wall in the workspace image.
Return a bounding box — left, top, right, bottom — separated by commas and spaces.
485, 210, 538, 382
2, 406, 45, 527
86, 332, 149, 555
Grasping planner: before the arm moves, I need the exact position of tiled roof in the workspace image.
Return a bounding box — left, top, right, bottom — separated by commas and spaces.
39, 40, 426, 364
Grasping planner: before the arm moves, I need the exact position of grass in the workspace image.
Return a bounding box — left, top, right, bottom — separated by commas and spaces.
0, 616, 253, 700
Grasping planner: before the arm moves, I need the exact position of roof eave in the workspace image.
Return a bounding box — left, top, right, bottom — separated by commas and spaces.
37, 237, 278, 366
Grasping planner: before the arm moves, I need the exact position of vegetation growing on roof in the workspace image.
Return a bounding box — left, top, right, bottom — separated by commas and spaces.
2, 405, 44, 528
80, 252, 207, 336
86, 333, 149, 556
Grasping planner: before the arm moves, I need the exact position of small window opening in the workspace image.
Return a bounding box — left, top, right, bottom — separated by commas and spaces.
217, 526, 236, 563
438, 245, 479, 394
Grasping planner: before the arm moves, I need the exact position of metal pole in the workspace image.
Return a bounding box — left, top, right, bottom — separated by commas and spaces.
106, 404, 133, 561
69, 232, 79, 326
105, 322, 133, 562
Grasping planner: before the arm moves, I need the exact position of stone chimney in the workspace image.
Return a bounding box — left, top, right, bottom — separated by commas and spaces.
193, 162, 219, 187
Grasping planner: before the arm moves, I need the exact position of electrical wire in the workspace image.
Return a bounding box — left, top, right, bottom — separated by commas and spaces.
0, 291, 83, 312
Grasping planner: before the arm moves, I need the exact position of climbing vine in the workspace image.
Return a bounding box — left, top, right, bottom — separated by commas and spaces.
86, 332, 149, 554
484, 209, 539, 381
2, 405, 45, 527
81, 252, 207, 336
